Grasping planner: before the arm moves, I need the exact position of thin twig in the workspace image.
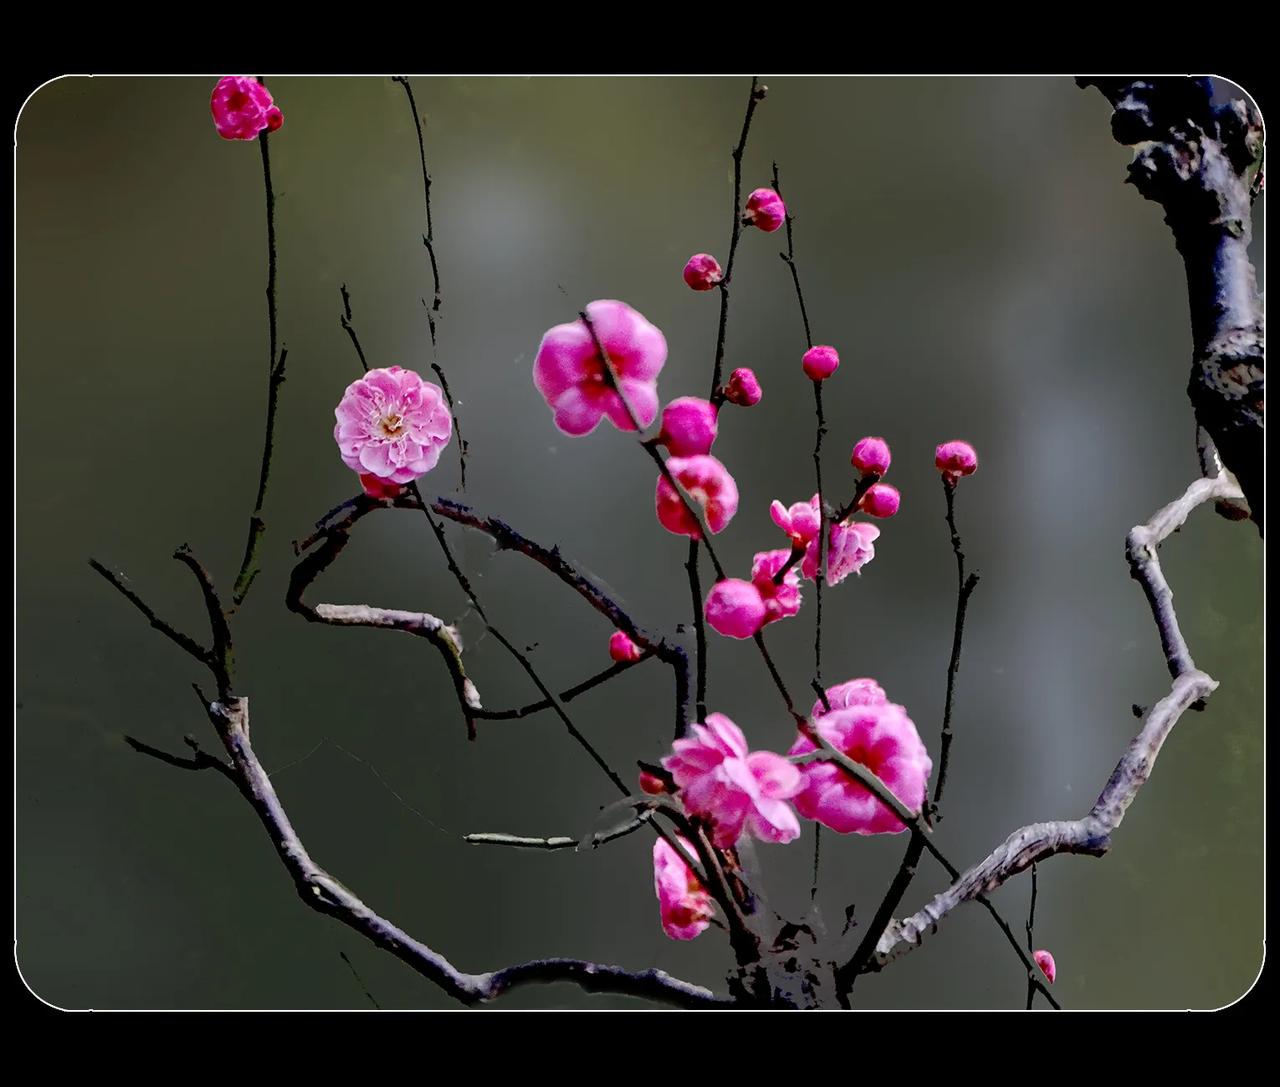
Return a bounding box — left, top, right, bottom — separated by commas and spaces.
1025, 863, 1039, 1009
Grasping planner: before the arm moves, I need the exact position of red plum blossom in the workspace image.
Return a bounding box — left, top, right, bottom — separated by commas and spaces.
744, 188, 786, 232
682, 253, 724, 291
788, 695, 933, 835
653, 837, 715, 941
662, 714, 803, 847
533, 300, 667, 437
809, 519, 880, 584
655, 455, 739, 540
211, 77, 283, 141
658, 397, 719, 456
935, 440, 979, 482
751, 549, 803, 625
334, 366, 453, 485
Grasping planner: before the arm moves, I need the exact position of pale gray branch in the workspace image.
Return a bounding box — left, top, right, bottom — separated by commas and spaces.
871, 475, 1240, 968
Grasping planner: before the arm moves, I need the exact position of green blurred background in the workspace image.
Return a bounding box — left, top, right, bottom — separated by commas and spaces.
15, 76, 1264, 1010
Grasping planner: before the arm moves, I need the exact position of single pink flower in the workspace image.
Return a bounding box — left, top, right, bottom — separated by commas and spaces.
788, 697, 933, 835
533, 300, 667, 437
653, 837, 715, 941
358, 473, 405, 500
859, 482, 900, 519
334, 366, 453, 485
805, 519, 881, 585
658, 397, 719, 456
1033, 949, 1057, 984
744, 188, 786, 232
210, 77, 282, 141
724, 367, 762, 407
655, 455, 739, 540
851, 436, 891, 476
812, 678, 888, 720
750, 549, 803, 625
935, 440, 979, 482
682, 253, 724, 291
704, 579, 767, 639
609, 631, 643, 663
802, 345, 840, 381
663, 714, 802, 848
770, 496, 822, 548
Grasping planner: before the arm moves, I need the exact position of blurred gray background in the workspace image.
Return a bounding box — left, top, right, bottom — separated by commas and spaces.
16, 76, 1263, 1010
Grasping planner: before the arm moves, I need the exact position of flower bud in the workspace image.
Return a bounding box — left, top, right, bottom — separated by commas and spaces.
639, 769, 668, 795
682, 253, 723, 291
609, 631, 643, 663
658, 397, 719, 457
744, 188, 786, 232
704, 579, 767, 639
851, 436, 891, 476
802, 345, 840, 381
1033, 949, 1056, 985
859, 482, 900, 519
724, 367, 762, 407
935, 440, 979, 482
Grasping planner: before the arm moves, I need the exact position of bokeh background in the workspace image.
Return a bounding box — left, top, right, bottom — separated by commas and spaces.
16, 76, 1264, 1010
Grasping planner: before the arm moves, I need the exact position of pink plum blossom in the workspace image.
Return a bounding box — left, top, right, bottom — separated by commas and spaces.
812, 678, 888, 719
609, 631, 643, 663
1033, 949, 1057, 984
751, 549, 803, 625
682, 253, 724, 291
655, 455, 739, 540
533, 300, 667, 437
725, 367, 762, 407
802, 345, 840, 381
704, 579, 767, 639
851, 436, 891, 476
653, 837, 715, 941
770, 497, 822, 549
744, 188, 786, 232
662, 714, 802, 848
334, 366, 452, 485
807, 519, 881, 584
788, 697, 933, 835
658, 397, 719, 456
935, 440, 979, 482
859, 482, 901, 519
210, 77, 283, 141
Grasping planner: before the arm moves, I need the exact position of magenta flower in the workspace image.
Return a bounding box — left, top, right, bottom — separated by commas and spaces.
533, 300, 667, 437
704, 579, 767, 639
751, 549, 803, 625
935, 440, 979, 482
806, 520, 881, 584
802, 345, 840, 381
655, 455, 739, 540
851, 436, 891, 476
662, 714, 803, 848
334, 366, 453, 485
724, 367, 762, 407
744, 188, 786, 232
1033, 949, 1057, 984
653, 837, 715, 941
682, 253, 724, 291
788, 697, 932, 835
210, 77, 283, 141
608, 631, 643, 663
812, 678, 888, 719
658, 397, 719, 457
859, 482, 900, 519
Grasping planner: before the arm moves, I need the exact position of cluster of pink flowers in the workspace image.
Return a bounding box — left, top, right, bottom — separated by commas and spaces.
334, 366, 453, 495
210, 77, 283, 141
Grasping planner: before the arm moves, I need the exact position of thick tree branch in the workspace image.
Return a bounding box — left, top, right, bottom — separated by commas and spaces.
1081, 78, 1264, 532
